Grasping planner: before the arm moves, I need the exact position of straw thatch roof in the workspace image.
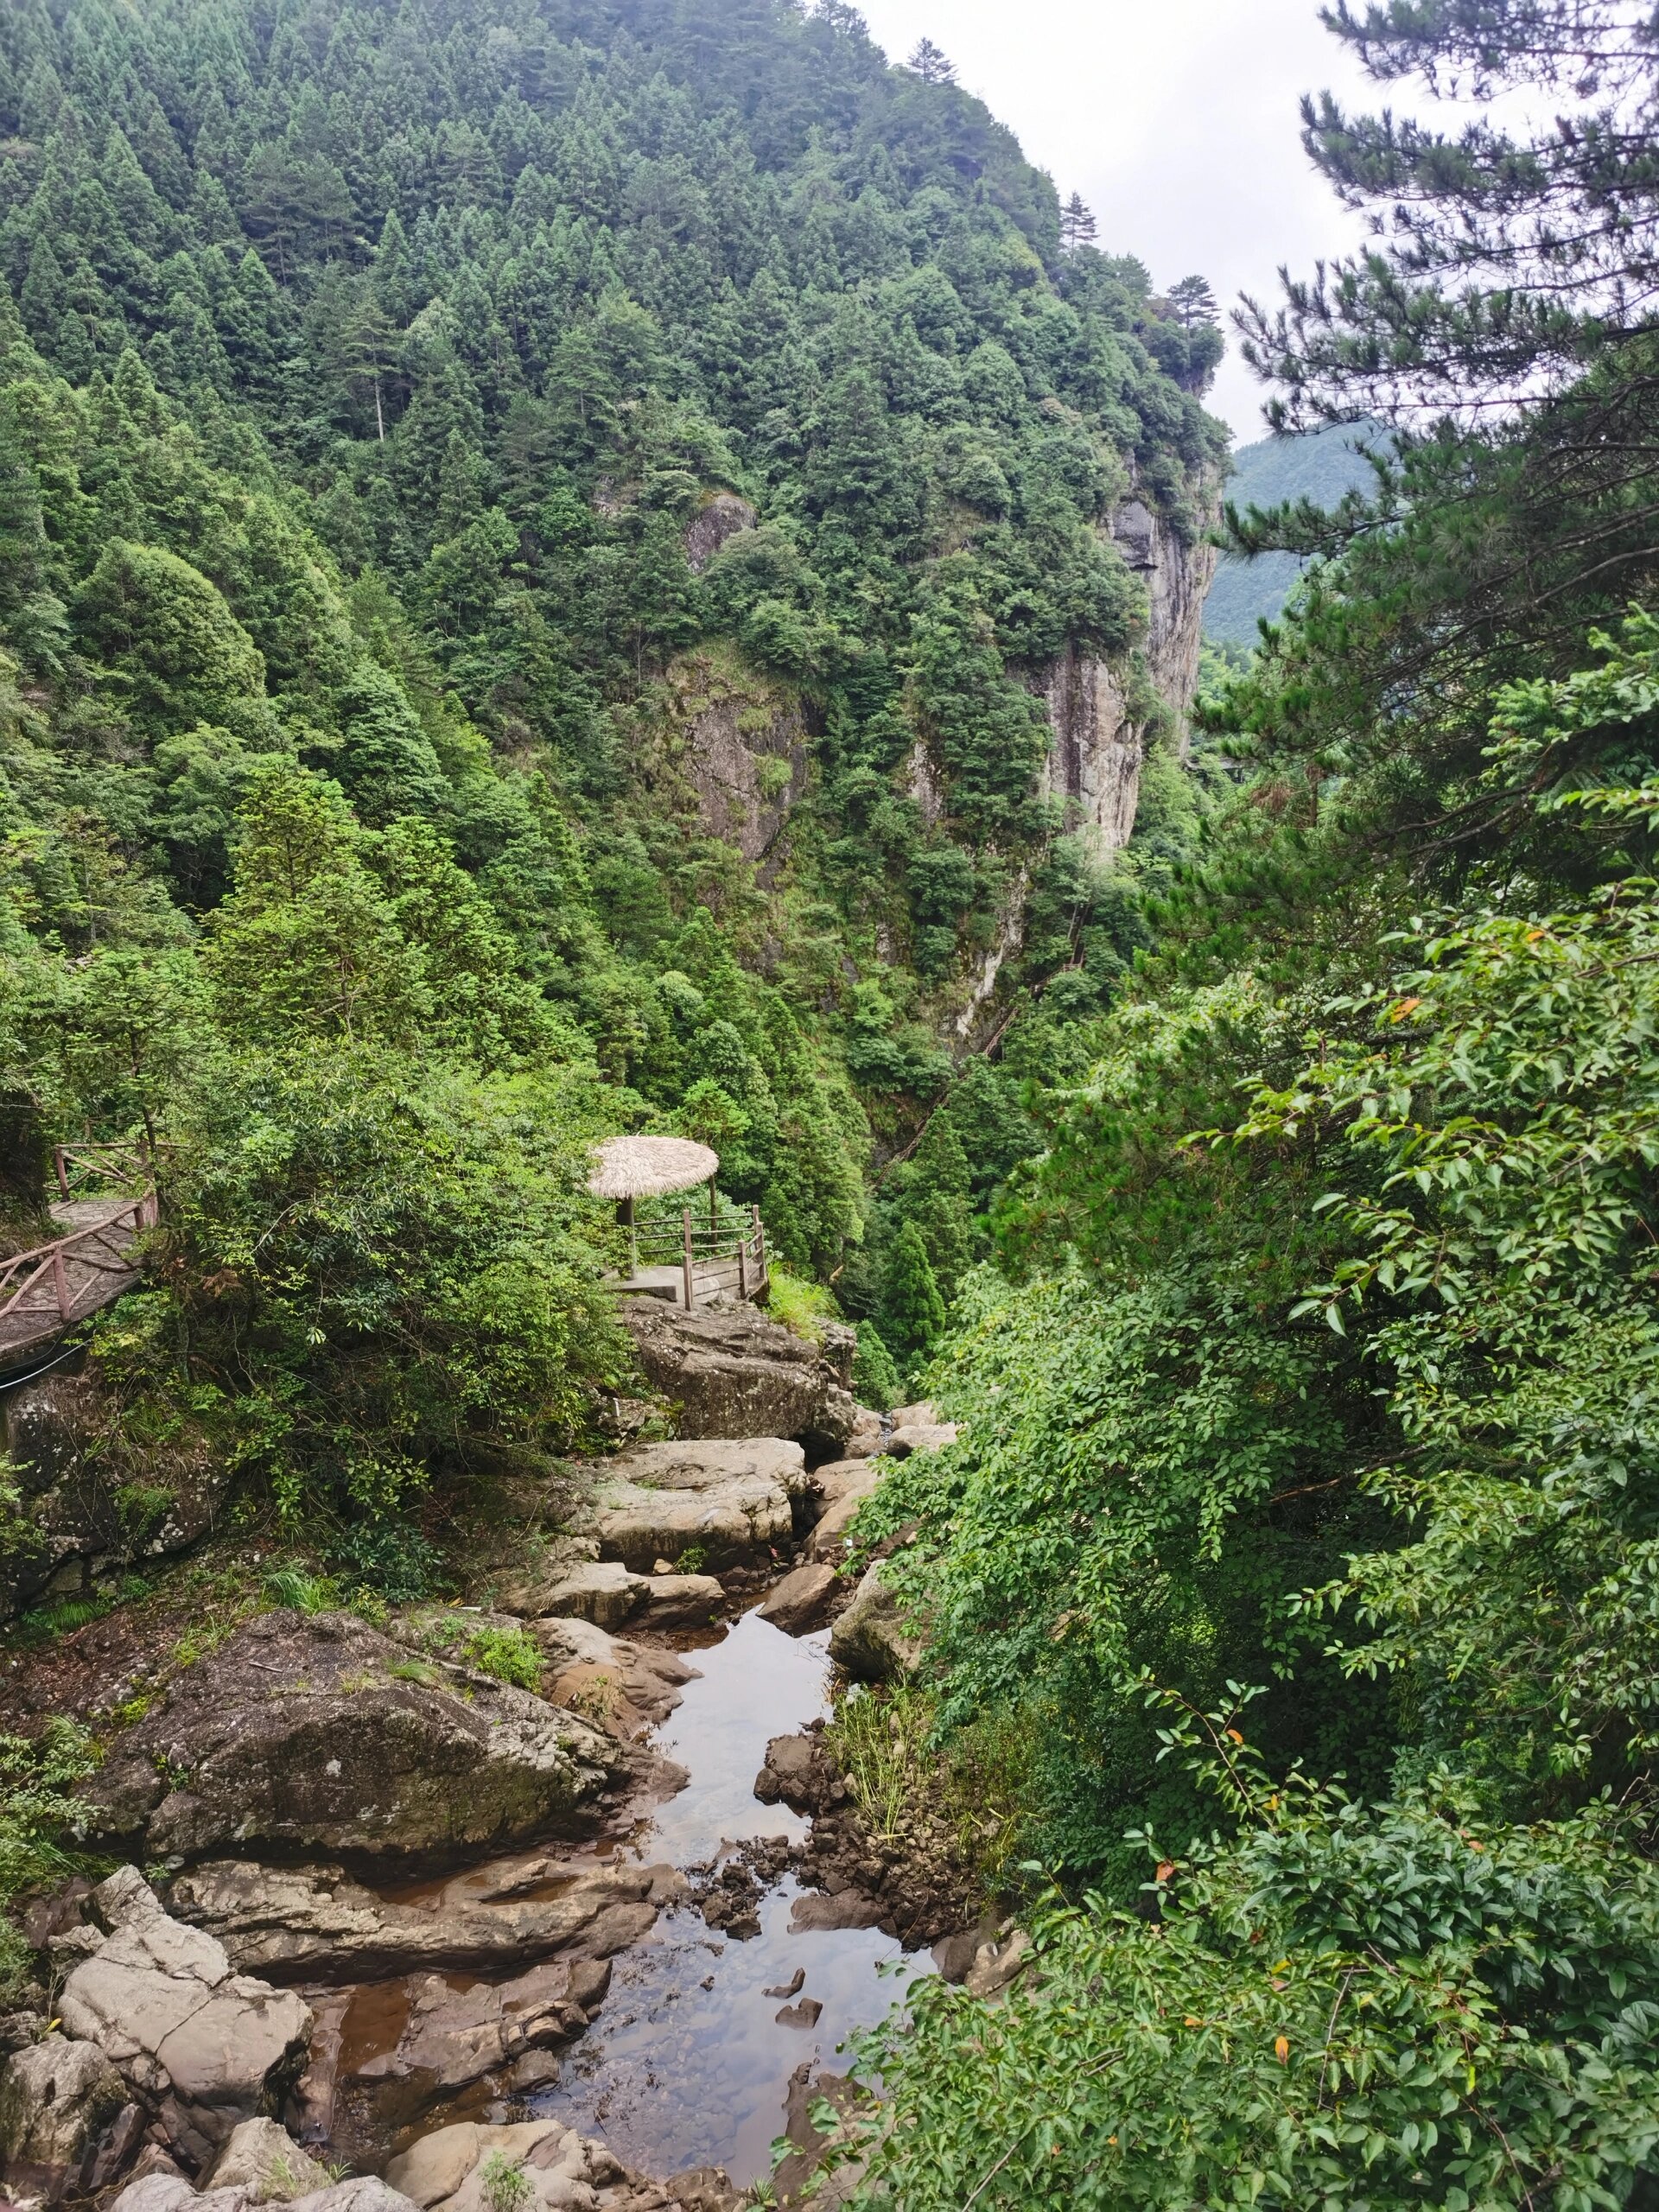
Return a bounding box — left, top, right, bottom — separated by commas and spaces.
587, 1134, 719, 1200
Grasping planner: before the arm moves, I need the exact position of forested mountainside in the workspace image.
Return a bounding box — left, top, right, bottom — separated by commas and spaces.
1201, 419, 1379, 645
0, 0, 1225, 1457
8, 0, 1659, 2208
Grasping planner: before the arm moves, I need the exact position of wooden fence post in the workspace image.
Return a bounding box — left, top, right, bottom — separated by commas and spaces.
682, 1208, 695, 1311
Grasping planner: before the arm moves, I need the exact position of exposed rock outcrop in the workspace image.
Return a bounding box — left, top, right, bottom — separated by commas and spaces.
682, 492, 756, 573
55, 1869, 312, 2174
168, 1853, 672, 1985
827, 1565, 926, 1682
85, 1611, 623, 1864
581, 1436, 811, 1572
620, 1301, 855, 1455
1039, 494, 1217, 860
660, 651, 807, 867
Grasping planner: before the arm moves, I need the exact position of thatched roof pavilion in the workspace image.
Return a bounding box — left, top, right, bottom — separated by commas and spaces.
587, 1134, 718, 1202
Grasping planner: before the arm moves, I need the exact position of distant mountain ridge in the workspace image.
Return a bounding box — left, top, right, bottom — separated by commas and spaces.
1203, 421, 1382, 647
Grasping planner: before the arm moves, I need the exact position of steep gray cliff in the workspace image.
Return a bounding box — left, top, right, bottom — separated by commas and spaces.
1039, 496, 1218, 859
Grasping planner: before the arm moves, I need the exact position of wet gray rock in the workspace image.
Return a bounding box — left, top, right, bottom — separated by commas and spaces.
757, 1564, 842, 1636
681, 493, 755, 574
536, 1560, 652, 1629
884, 1421, 957, 1459
827, 1565, 926, 1682
0, 2031, 132, 2199
354, 1958, 611, 2094
207, 2119, 329, 2202
57, 1869, 312, 2171
620, 1303, 855, 1457
169, 1853, 671, 1984
583, 1438, 809, 1572
86, 1610, 623, 1862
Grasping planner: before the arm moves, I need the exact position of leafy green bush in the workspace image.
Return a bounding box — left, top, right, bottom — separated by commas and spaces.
850, 1716, 1659, 2210
0, 1720, 99, 2002
850, 1321, 900, 1412
461, 1624, 543, 1693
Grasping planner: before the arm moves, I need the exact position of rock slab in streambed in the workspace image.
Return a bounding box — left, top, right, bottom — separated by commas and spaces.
620, 1302, 855, 1457
54, 1867, 312, 2172
168, 1853, 672, 1983
0, 2031, 133, 2200
207, 2118, 329, 2202
388, 2117, 623, 2212
827, 1565, 927, 1681
758, 1563, 842, 1635
353, 1956, 613, 2094
85, 1610, 623, 1862
583, 1437, 810, 1571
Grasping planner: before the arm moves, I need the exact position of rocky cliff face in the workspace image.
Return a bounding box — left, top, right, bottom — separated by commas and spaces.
1039, 494, 1218, 860
654, 652, 810, 874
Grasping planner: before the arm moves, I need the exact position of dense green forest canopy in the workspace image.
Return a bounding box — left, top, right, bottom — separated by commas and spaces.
0, 0, 1226, 1541
17, 0, 1659, 2204
833, 3, 1659, 2205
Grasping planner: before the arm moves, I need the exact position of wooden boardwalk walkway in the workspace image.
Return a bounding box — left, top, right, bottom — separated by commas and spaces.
0, 1147, 156, 1374
604, 1205, 769, 1310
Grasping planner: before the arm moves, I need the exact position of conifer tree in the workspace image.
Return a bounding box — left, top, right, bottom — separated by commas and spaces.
880, 1219, 946, 1367
1059, 193, 1096, 253
897, 1110, 973, 1301
907, 38, 956, 85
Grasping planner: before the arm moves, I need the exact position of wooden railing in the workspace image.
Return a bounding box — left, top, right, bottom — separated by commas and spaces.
0, 1146, 158, 1358
53, 1141, 152, 1200
627, 1205, 768, 1308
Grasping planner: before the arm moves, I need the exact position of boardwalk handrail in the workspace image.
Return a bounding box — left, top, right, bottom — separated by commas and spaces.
0, 1146, 159, 1333
614, 1204, 768, 1308
53, 1141, 151, 1198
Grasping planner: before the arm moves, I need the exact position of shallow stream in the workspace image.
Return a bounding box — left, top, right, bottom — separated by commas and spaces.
536, 1608, 925, 2185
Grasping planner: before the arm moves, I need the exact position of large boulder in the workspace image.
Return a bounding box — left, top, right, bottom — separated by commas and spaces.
827, 1566, 926, 1682
582, 1438, 810, 1572
620, 1303, 855, 1457
886, 1421, 957, 1459
387, 2117, 621, 2212
808, 1470, 883, 1561
207, 2119, 329, 2202
85, 1610, 623, 1863
533, 1560, 652, 1630
757, 1564, 842, 1636
0, 2032, 135, 2199
169, 1853, 671, 1984
56, 1868, 312, 2173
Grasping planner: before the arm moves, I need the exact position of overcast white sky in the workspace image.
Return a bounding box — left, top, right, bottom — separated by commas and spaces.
853, 0, 1381, 443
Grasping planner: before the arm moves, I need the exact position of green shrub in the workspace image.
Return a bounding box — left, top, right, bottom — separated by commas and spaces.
461, 1624, 543, 1692
850, 1320, 900, 1410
